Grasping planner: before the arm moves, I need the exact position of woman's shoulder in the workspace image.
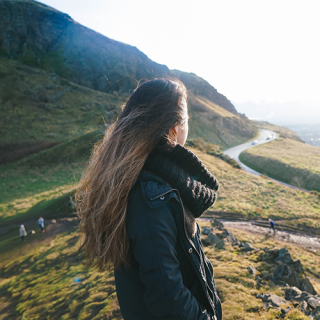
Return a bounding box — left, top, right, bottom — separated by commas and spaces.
127, 171, 182, 220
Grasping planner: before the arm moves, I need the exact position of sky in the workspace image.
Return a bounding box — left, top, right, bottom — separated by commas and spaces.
39, 0, 320, 125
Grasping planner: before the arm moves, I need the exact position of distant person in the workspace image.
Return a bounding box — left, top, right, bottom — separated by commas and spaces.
20, 225, 27, 242
75, 79, 222, 320
269, 219, 275, 235
38, 217, 45, 232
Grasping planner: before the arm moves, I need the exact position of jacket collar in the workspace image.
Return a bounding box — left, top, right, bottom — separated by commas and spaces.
137, 171, 173, 201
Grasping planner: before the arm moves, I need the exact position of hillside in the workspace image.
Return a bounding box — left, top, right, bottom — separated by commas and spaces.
0, 0, 258, 150
253, 121, 303, 142
1, 216, 319, 319
240, 138, 320, 192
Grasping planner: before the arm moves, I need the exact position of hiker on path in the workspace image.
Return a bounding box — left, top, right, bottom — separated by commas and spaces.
76, 79, 222, 320
269, 219, 275, 235
20, 224, 27, 242
38, 217, 45, 232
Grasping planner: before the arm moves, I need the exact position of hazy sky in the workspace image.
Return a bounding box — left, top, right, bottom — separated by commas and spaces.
38, 0, 320, 124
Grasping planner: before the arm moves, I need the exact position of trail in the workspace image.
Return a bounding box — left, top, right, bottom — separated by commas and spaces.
222, 220, 320, 253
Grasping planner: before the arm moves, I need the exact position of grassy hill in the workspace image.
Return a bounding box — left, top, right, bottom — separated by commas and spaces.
1, 217, 319, 319
240, 138, 320, 192
1, 132, 319, 232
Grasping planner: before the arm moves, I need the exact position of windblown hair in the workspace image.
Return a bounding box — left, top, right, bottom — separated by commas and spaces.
75, 78, 188, 271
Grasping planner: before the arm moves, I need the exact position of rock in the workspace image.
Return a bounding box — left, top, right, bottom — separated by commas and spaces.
257, 293, 270, 302
241, 242, 255, 252
222, 230, 236, 244
269, 294, 287, 307
215, 239, 226, 249
294, 260, 304, 274
201, 226, 212, 236
257, 293, 286, 307
211, 219, 224, 230
261, 302, 272, 309
294, 291, 312, 303
297, 300, 308, 312
273, 264, 301, 287
300, 277, 317, 295
51, 219, 56, 224
285, 287, 302, 300
275, 247, 294, 264
233, 238, 241, 246
308, 297, 320, 309
247, 266, 257, 276
281, 307, 292, 317
312, 306, 320, 319
203, 232, 220, 246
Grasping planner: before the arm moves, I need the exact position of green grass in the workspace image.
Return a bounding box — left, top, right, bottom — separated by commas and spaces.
189, 147, 320, 224
0, 131, 103, 225
240, 138, 320, 191
0, 56, 122, 147
0, 219, 318, 319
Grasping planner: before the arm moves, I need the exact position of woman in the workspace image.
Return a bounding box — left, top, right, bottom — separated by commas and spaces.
76, 78, 222, 320
20, 224, 27, 242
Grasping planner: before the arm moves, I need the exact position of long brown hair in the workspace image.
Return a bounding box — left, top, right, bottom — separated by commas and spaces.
75, 78, 188, 271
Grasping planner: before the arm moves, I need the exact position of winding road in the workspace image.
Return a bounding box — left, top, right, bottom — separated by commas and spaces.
223, 129, 303, 190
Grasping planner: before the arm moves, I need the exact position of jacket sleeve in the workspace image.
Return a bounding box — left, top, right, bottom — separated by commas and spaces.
126, 197, 213, 320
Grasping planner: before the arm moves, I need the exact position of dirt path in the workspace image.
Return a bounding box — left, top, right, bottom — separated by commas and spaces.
222, 220, 320, 253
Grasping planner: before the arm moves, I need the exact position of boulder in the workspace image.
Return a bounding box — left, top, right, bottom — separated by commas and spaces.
261, 302, 272, 309
280, 307, 292, 316
312, 306, 320, 319
273, 264, 301, 287
211, 219, 224, 230
285, 287, 302, 300
215, 239, 226, 250
201, 226, 212, 236
257, 293, 270, 302
257, 293, 286, 307
308, 297, 320, 309
300, 277, 317, 295
222, 230, 237, 244
241, 242, 255, 252
269, 294, 287, 307
275, 248, 294, 264
203, 232, 220, 246
293, 260, 304, 274
247, 266, 257, 276
297, 300, 308, 312
294, 291, 312, 303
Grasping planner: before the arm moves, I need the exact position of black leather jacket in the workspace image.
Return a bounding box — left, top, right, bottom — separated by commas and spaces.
115, 172, 222, 320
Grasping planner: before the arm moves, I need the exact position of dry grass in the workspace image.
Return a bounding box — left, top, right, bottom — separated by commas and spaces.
241, 138, 320, 191
1, 219, 318, 319
189, 147, 320, 225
